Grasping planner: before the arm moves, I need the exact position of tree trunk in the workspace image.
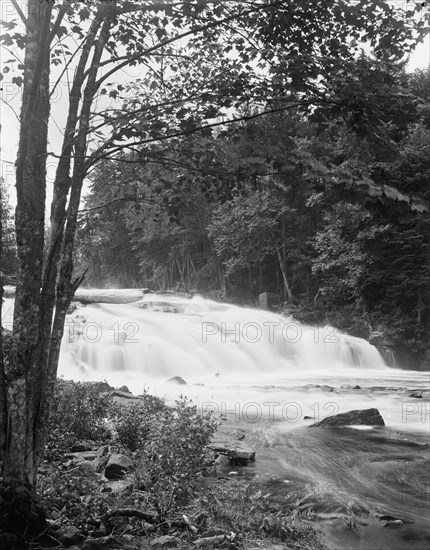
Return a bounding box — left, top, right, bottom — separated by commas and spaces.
3, 0, 53, 489
0, 1, 112, 500
276, 246, 294, 303
0, 172, 5, 457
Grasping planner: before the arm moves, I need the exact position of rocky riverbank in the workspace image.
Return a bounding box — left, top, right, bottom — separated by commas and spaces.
1, 380, 327, 550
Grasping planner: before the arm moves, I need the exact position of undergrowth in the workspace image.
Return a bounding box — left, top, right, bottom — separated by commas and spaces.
35, 380, 325, 549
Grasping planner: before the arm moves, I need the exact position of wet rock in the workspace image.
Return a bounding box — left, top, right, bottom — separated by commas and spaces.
384, 519, 404, 528
341, 384, 361, 390
320, 385, 334, 392
150, 535, 181, 549
112, 390, 140, 399
166, 376, 187, 385
208, 441, 256, 465
309, 408, 385, 427
409, 392, 423, 398
55, 525, 85, 546
376, 513, 406, 528
104, 453, 132, 479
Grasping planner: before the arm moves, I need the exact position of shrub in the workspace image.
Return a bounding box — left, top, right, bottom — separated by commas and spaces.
114, 390, 166, 451
133, 396, 218, 519
46, 380, 114, 459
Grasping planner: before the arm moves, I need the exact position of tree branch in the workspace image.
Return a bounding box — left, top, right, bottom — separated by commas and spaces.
86, 103, 307, 169
94, 0, 286, 87
48, 2, 69, 45
78, 196, 160, 214
11, 0, 27, 27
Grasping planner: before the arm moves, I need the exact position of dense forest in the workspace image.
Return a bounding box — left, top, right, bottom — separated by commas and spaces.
2, 65, 429, 369
67, 63, 430, 370
2, 65, 429, 370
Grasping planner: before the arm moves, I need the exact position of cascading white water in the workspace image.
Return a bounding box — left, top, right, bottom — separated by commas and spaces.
59, 293, 387, 384
3, 291, 429, 431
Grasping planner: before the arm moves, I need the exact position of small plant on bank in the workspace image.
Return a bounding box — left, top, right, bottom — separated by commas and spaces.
132, 396, 218, 519
40, 467, 108, 534
199, 479, 324, 548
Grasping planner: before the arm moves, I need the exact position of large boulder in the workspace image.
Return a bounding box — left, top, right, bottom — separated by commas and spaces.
309, 408, 385, 428
104, 453, 132, 479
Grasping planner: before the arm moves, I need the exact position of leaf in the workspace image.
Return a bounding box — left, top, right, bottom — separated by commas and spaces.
12, 75, 23, 87
155, 28, 165, 41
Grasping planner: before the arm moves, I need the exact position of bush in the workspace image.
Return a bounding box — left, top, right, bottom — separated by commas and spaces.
46, 380, 114, 459
45, 383, 218, 525
131, 396, 218, 518
114, 390, 166, 451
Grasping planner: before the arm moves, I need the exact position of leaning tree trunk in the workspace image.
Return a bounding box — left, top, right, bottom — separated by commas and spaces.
276, 246, 294, 303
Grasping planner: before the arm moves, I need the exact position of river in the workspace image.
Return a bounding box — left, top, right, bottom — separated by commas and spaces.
2, 291, 429, 549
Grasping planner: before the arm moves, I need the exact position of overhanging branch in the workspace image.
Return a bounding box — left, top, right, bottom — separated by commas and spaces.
85, 102, 307, 169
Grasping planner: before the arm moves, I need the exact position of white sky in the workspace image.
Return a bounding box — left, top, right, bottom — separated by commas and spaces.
0, 4, 429, 207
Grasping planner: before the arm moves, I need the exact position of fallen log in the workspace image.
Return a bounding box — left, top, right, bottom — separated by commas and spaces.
3, 286, 152, 304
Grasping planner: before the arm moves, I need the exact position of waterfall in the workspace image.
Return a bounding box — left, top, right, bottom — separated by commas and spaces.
59, 293, 387, 384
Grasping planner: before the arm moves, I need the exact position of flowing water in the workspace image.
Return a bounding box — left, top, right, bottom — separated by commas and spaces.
2, 291, 429, 549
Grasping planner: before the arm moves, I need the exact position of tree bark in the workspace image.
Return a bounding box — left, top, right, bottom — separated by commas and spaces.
0, 172, 5, 456
4, 0, 53, 489
276, 246, 294, 303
